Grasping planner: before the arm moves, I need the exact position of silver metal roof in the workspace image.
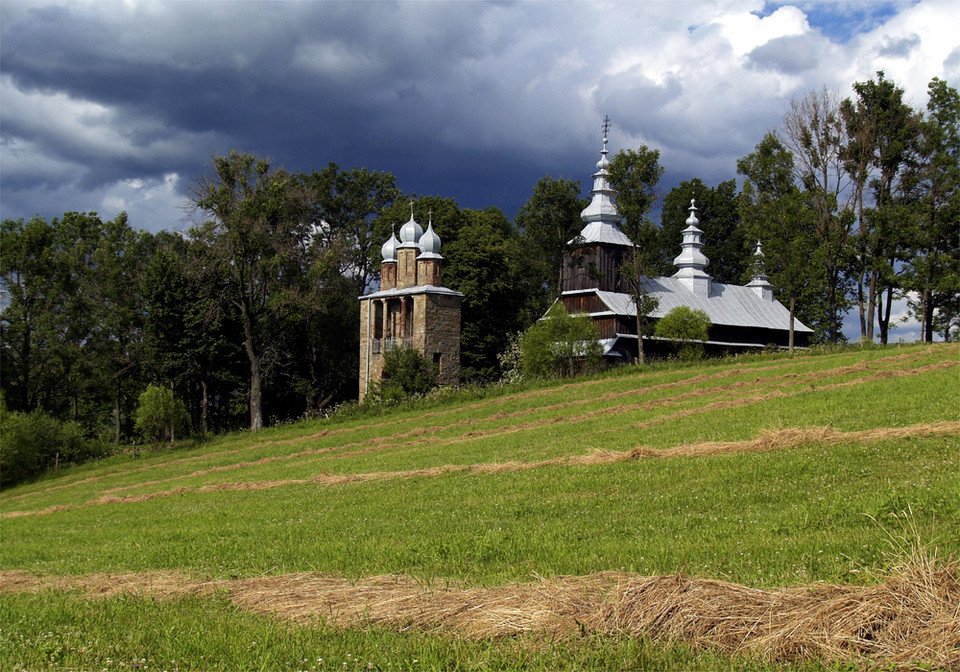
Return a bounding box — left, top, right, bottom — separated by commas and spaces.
573, 220, 634, 246
360, 285, 463, 301
564, 277, 813, 333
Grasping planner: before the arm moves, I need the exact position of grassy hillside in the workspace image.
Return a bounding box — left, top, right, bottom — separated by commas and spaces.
2, 343, 958, 671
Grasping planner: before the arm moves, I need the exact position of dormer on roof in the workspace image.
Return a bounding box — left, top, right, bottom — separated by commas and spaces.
672, 199, 711, 296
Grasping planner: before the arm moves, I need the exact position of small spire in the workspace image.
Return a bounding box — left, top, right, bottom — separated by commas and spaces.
746, 239, 773, 299
409, 200, 415, 217
751, 240, 769, 282
428, 209, 433, 226
686, 199, 700, 226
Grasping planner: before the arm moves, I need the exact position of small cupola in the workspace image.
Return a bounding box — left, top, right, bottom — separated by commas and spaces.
672, 199, 712, 296
745, 240, 774, 301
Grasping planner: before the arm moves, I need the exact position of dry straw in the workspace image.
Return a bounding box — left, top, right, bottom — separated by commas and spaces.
3, 545, 957, 669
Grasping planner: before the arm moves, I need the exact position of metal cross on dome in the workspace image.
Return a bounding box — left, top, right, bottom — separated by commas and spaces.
602, 115, 611, 139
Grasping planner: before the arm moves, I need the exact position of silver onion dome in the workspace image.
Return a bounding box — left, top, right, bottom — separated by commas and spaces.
398, 212, 423, 246
380, 232, 399, 261
418, 222, 442, 258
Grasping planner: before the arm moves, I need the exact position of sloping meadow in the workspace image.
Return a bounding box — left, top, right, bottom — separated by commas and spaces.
2, 344, 958, 671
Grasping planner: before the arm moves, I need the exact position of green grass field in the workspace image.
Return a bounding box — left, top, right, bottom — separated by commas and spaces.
2, 344, 958, 671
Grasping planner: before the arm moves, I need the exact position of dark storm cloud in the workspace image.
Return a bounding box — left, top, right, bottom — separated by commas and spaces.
747, 35, 820, 74
1, 1, 563, 226
1, 1, 955, 236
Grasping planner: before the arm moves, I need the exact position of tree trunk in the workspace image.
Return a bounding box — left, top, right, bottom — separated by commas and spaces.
923, 287, 934, 343
866, 269, 878, 341
200, 378, 208, 442
241, 312, 264, 433
879, 284, 894, 345
857, 269, 867, 340
788, 297, 796, 352
635, 313, 645, 365
247, 351, 263, 433
115, 380, 121, 444
169, 380, 176, 443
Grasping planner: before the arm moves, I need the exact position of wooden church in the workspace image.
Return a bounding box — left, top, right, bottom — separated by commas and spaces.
556, 129, 812, 361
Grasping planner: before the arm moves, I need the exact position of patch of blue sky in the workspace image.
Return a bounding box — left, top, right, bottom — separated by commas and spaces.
754, 1, 914, 43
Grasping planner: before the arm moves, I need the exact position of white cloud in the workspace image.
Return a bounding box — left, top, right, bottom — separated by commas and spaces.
713, 4, 811, 57
838, 1, 960, 106
96, 172, 188, 233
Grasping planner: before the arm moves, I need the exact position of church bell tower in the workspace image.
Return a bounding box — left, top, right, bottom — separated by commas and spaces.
358, 205, 462, 401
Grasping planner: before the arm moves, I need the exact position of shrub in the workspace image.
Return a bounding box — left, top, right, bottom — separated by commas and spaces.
0, 397, 111, 487
497, 332, 524, 384
135, 385, 188, 449
654, 306, 712, 361
374, 347, 438, 403
520, 304, 603, 379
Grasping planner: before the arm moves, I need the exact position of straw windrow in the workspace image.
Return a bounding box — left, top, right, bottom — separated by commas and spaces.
3, 550, 957, 669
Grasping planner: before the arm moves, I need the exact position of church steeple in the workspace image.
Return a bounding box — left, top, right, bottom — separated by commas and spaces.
575, 116, 633, 247
672, 199, 711, 296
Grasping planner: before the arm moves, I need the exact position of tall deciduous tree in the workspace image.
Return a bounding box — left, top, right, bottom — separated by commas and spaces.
782, 87, 853, 343
608, 145, 663, 244
443, 208, 528, 382
1, 211, 151, 436
1, 216, 61, 414
901, 78, 960, 342
738, 133, 821, 349
300, 163, 401, 294
607, 146, 664, 364
514, 176, 587, 305
841, 71, 922, 343
190, 152, 313, 432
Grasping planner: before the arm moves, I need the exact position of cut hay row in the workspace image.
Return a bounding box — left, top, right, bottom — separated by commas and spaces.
424, 346, 945, 418
457, 350, 943, 424
2, 549, 956, 669
6, 347, 949, 504
443, 359, 956, 446
0, 353, 863, 504
5, 421, 956, 518
4, 357, 952, 516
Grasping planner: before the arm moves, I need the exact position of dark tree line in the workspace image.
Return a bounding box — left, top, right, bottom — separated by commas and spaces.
2, 73, 955, 481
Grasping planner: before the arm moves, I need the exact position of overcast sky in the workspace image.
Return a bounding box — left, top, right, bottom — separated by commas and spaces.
2, 0, 957, 339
